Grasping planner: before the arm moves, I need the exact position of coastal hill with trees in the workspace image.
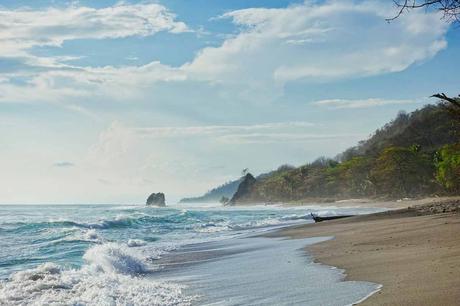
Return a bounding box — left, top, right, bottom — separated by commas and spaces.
183, 101, 459, 204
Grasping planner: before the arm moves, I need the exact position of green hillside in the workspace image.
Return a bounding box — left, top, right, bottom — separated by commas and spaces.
232, 102, 460, 203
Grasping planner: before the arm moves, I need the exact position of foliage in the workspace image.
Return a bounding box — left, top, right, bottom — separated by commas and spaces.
436, 143, 460, 192
236, 103, 459, 202
371, 147, 435, 197
339, 105, 459, 161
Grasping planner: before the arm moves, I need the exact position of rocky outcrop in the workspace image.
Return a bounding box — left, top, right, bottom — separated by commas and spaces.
146, 193, 166, 206
227, 173, 257, 205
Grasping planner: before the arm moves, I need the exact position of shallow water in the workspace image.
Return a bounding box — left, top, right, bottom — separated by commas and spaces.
0, 203, 384, 305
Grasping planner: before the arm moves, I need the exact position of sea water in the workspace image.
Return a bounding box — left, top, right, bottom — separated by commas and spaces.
0, 203, 384, 305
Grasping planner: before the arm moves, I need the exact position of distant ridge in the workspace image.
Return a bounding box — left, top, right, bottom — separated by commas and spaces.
179, 179, 242, 203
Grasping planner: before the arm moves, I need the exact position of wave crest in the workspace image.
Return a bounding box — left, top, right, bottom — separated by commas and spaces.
83, 243, 149, 275
0, 262, 193, 306
0, 243, 194, 305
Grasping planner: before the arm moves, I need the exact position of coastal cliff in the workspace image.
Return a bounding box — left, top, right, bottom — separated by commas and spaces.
228, 173, 258, 205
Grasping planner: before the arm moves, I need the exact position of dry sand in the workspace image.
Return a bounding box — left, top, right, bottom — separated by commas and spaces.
271, 198, 460, 305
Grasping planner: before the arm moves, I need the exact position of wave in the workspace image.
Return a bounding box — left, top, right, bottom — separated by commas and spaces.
3, 209, 314, 237
127, 239, 147, 247
82, 229, 100, 241
83, 243, 150, 275
193, 221, 230, 233
4, 211, 205, 232
228, 218, 282, 231
0, 243, 194, 305
280, 213, 314, 221
191, 213, 313, 234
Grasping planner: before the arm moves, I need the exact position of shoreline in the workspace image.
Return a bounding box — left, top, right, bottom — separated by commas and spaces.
228, 196, 460, 210
283, 195, 460, 209
268, 197, 460, 305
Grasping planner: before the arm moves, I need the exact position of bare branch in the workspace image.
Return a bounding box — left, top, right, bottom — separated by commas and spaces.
431, 93, 460, 109
387, 0, 460, 23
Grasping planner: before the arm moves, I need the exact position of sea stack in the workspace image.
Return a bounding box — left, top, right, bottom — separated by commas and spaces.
227, 173, 257, 205
146, 192, 166, 207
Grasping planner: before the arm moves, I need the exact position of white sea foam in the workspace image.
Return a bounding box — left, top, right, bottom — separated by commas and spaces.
143, 242, 179, 260
84, 229, 100, 241
0, 263, 192, 306
194, 221, 230, 233
83, 243, 150, 274
127, 239, 147, 247
280, 213, 314, 221
229, 218, 283, 230
0, 243, 193, 306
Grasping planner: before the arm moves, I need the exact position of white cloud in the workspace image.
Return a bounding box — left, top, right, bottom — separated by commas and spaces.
218, 132, 365, 144
132, 121, 315, 138
0, 61, 186, 105
186, 1, 448, 84
0, 1, 450, 107
0, 3, 190, 106
312, 98, 418, 109
0, 3, 188, 58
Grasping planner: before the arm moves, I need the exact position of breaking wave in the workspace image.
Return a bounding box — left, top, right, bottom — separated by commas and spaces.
0, 204, 333, 305
0, 243, 193, 305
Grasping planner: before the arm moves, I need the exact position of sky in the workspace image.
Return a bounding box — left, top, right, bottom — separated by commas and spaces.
0, 0, 459, 204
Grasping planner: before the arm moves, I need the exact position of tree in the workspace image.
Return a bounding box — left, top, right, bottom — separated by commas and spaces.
371, 147, 435, 197
387, 1, 460, 23
338, 157, 375, 196
387, 4, 460, 115
432, 93, 460, 119
436, 143, 460, 192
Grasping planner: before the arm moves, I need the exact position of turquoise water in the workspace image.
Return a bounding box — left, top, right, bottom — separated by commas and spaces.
0, 203, 384, 305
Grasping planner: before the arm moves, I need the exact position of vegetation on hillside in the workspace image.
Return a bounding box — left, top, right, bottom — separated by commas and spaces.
236, 103, 460, 202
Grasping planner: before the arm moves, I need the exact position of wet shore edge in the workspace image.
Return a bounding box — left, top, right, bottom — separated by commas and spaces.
265, 197, 460, 305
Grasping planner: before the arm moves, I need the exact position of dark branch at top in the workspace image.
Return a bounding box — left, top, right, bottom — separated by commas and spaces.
431, 93, 460, 119
387, 0, 460, 23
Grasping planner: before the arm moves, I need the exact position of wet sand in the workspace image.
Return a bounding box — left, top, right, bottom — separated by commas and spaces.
272, 198, 460, 305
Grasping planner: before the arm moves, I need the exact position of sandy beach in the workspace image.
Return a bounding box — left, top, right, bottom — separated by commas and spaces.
272, 197, 460, 305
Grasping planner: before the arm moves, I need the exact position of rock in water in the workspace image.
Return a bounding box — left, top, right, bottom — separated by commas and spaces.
228, 173, 257, 205
146, 193, 166, 206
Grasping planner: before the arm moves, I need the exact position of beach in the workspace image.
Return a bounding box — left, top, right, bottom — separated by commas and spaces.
274, 198, 460, 305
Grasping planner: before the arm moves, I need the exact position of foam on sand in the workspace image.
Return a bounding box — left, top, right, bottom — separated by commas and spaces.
156, 236, 380, 306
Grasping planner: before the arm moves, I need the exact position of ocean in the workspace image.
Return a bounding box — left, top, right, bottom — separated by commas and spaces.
0, 203, 384, 305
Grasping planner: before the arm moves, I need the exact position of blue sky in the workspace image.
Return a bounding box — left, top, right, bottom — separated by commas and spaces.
0, 0, 458, 204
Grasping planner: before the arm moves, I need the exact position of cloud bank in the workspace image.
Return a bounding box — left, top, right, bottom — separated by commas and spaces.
186, 1, 448, 83
0, 1, 450, 106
